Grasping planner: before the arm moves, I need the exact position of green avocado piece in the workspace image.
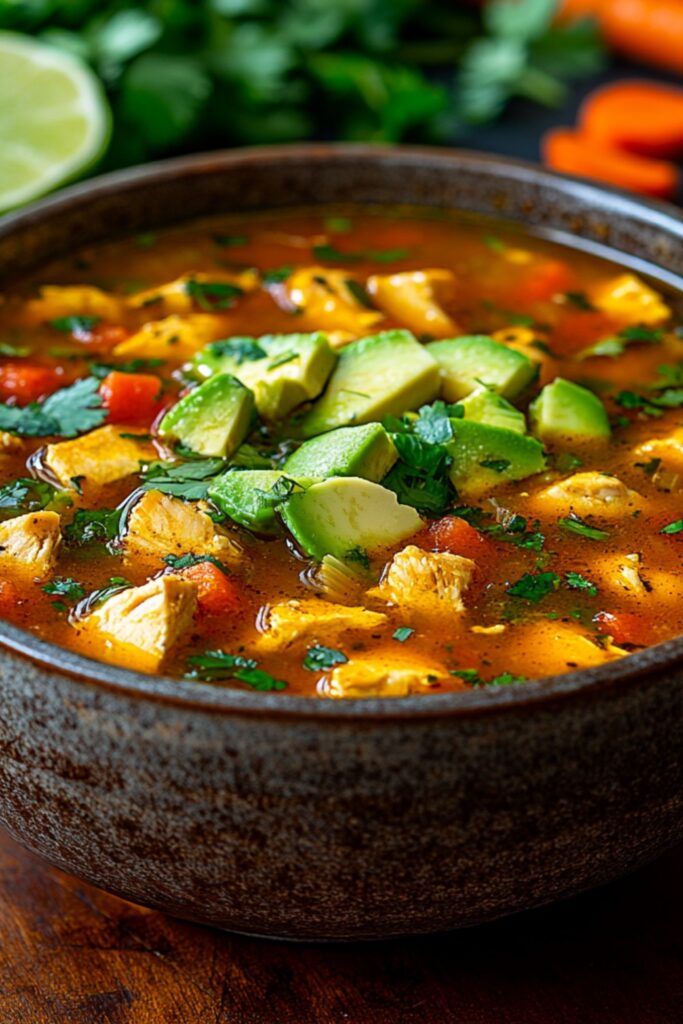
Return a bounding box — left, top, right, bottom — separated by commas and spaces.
460, 386, 526, 434
299, 329, 440, 439
191, 332, 337, 420
208, 470, 312, 535
529, 378, 611, 443
158, 373, 254, 458
284, 423, 397, 482
446, 420, 546, 499
281, 476, 423, 561
427, 335, 538, 401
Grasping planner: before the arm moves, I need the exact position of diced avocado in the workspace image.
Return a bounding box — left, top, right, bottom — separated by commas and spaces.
299, 329, 440, 438
284, 423, 397, 482
446, 420, 546, 498
209, 470, 312, 535
529, 378, 610, 443
281, 477, 423, 561
159, 373, 254, 458
191, 332, 337, 420
460, 386, 526, 434
427, 335, 538, 401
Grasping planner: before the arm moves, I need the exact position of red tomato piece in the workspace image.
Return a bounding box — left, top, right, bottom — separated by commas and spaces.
594, 610, 653, 647
179, 562, 243, 617
99, 371, 162, 424
0, 363, 63, 405
424, 516, 495, 561
88, 324, 130, 351
516, 259, 576, 305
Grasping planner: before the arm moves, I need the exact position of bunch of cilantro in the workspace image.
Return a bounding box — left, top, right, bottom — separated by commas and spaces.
0, 0, 603, 168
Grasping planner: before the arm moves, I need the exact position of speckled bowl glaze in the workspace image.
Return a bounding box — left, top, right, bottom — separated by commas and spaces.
0, 146, 682, 940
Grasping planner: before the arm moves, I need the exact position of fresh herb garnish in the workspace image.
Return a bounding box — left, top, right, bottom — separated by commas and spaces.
186, 650, 287, 690
50, 315, 101, 335
42, 576, 86, 602
140, 457, 226, 500
163, 552, 230, 574
262, 266, 294, 285
89, 358, 164, 379
0, 478, 63, 520
506, 571, 560, 603
392, 626, 414, 643
579, 324, 664, 360
184, 280, 244, 311
487, 514, 545, 551
564, 570, 598, 596
346, 546, 370, 569
564, 291, 595, 311
344, 279, 374, 309
313, 243, 410, 264
206, 337, 266, 364
303, 645, 348, 671
558, 513, 610, 541
451, 668, 526, 688
414, 401, 455, 444
0, 376, 107, 438
76, 577, 133, 615
64, 507, 123, 548
479, 458, 511, 472
661, 520, 683, 535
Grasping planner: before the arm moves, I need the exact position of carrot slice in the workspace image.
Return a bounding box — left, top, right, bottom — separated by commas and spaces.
542, 128, 679, 200
600, 0, 683, 76
178, 562, 243, 617
580, 81, 683, 158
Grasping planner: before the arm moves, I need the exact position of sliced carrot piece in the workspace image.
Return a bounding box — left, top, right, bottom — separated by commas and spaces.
516, 259, 576, 305
600, 0, 683, 77
179, 562, 243, 617
580, 81, 683, 158
542, 128, 679, 200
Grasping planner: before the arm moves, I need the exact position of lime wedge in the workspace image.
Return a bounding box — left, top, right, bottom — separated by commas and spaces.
0, 32, 110, 213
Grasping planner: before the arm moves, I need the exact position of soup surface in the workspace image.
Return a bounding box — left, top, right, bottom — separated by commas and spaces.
0, 207, 681, 697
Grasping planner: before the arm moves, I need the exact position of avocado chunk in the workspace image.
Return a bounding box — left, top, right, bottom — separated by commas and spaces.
159, 373, 254, 458
299, 329, 440, 439
281, 477, 423, 561
209, 470, 310, 535
427, 335, 538, 401
284, 423, 397, 482
529, 378, 610, 443
191, 332, 337, 420
446, 420, 546, 499
460, 386, 526, 434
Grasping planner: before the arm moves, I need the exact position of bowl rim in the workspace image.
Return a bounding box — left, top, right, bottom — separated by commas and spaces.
1, 141, 682, 720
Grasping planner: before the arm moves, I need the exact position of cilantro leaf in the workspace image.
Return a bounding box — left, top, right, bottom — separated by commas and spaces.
564, 570, 598, 596
392, 626, 414, 643
75, 577, 133, 616
661, 519, 683, 535
186, 649, 287, 690
50, 315, 101, 334
0, 478, 63, 520
42, 577, 86, 602
558, 514, 610, 541
163, 553, 230, 574
506, 571, 560, 603
303, 645, 348, 671
89, 358, 164, 379
206, 337, 266, 364
0, 376, 106, 438
141, 457, 227, 500
414, 401, 454, 445
479, 458, 511, 472
184, 280, 244, 311
64, 508, 123, 548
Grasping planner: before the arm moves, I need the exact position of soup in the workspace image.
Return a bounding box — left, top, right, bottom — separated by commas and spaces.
0, 208, 681, 697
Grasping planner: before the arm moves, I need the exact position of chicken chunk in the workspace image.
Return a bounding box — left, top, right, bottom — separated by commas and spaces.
374, 545, 475, 615
21, 285, 123, 326
634, 430, 683, 491
127, 271, 258, 317
281, 268, 383, 338
321, 655, 445, 699
592, 553, 648, 599
256, 598, 387, 652
533, 472, 644, 519
81, 576, 197, 669
113, 314, 226, 362
123, 490, 245, 567
0, 510, 61, 578
44, 425, 153, 489
366, 269, 459, 339
589, 273, 671, 325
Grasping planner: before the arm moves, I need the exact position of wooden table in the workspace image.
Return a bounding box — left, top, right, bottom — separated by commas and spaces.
1, 829, 681, 1024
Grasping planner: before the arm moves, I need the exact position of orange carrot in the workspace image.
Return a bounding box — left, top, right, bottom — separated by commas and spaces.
515, 259, 576, 304
178, 561, 243, 617
580, 80, 683, 158
542, 127, 679, 200
600, 0, 683, 76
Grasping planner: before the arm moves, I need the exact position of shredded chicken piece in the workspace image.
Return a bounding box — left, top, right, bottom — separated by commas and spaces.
374, 545, 475, 614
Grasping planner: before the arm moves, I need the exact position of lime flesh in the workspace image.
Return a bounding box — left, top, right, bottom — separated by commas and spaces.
0, 32, 110, 212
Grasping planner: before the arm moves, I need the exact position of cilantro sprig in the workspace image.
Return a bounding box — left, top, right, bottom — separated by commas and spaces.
186, 650, 287, 690
0, 377, 107, 438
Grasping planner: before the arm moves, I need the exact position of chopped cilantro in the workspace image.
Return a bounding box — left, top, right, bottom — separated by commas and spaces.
50, 315, 100, 335
450, 668, 526, 688
635, 457, 661, 477
0, 478, 63, 520
661, 519, 683, 535
506, 571, 560, 603
64, 507, 123, 548
141, 457, 226, 500
479, 458, 511, 472
163, 552, 230, 574
42, 577, 86, 602
579, 324, 663, 360
488, 672, 527, 687
346, 546, 370, 569
564, 291, 595, 311
89, 358, 164, 379
558, 513, 609, 541
186, 650, 287, 690
313, 243, 409, 263
414, 401, 454, 444
206, 337, 266, 364
0, 376, 107, 438
184, 279, 243, 311
262, 265, 294, 285
483, 235, 505, 253
324, 217, 352, 233
303, 645, 348, 671
392, 626, 414, 643
564, 571, 598, 596
344, 278, 374, 308
78, 577, 133, 614
384, 416, 453, 515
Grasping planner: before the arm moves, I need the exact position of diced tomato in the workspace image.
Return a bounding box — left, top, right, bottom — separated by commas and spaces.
0, 579, 20, 616
551, 309, 617, 356
0, 362, 63, 405
179, 562, 243, 617
99, 371, 162, 424
516, 259, 576, 305
419, 516, 495, 561
594, 610, 654, 647
88, 324, 130, 351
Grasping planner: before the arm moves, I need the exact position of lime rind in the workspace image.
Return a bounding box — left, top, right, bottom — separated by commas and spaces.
0, 31, 111, 212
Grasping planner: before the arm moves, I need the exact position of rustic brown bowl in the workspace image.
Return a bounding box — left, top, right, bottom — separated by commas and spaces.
0, 145, 682, 941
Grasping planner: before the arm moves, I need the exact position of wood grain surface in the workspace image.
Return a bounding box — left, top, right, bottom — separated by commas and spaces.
0, 828, 681, 1024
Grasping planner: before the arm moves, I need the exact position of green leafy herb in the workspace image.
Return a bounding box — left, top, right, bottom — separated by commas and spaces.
184, 280, 243, 311
140, 457, 226, 500
484, 235, 505, 253
163, 552, 230, 574
506, 571, 560, 603
487, 514, 545, 551
392, 626, 414, 643
0, 478, 63, 520
661, 519, 683, 535
346, 546, 370, 570
312, 243, 410, 264
206, 337, 266, 364
564, 570, 598, 596
42, 577, 86, 603
579, 324, 664, 360
558, 513, 609, 541
89, 357, 164, 379
64, 507, 123, 548
450, 667, 526, 688
262, 266, 294, 286
564, 291, 595, 311
479, 458, 511, 472
303, 645, 348, 671
50, 315, 100, 335
344, 279, 374, 309
77, 577, 133, 615
186, 650, 286, 690
414, 401, 454, 445
267, 351, 299, 370
0, 377, 106, 438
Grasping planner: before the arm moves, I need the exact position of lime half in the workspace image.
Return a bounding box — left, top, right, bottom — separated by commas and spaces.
0, 32, 110, 213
